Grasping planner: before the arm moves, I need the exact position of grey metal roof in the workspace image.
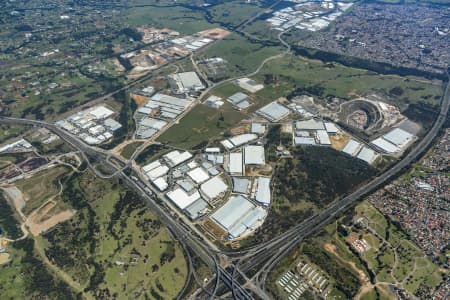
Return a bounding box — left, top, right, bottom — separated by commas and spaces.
232, 177, 251, 194
257, 101, 291, 122
185, 198, 208, 220
227, 92, 249, 104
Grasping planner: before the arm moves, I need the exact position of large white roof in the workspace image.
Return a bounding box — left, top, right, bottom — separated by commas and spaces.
316, 130, 331, 145
142, 160, 161, 172
257, 101, 291, 122
89, 106, 114, 120
383, 128, 415, 148
152, 177, 168, 191
146, 165, 169, 181
166, 188, 201, 210
324, 122, 339, 133
342, 140, 362, 157
255, 177, 271, 206
187, 167, 210, 184
371, 137, 399, 153
229, 152, 243, 174
357, 147, 378, 164
200, 176, 228, 200
164, 150, 193, 166
229, 134, 258, 147
244, 145, 265, 165
296, 119, 325, 131
211, 195, 267, 239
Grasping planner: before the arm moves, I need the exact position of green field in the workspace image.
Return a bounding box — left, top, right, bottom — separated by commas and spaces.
251, 54, 444, 109
207, 1, 263, 28
120, 141, 144, 159
157, 103, 245, 149
125, 5, 215, 34
42, 171, 188, 299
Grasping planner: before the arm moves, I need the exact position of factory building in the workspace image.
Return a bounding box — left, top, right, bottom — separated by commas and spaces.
257, 101, 291, 122
357, 147, 379, 164
295, 119, 325, 131
228, 152, 243, 175
211, 195, 267, 239
168, 71, 205, 94
200, 176, 228, 201
221, 133, 258, 150
255, 177, 271, 206
342, 139, 363, 157
227, 92, 252, 110
244, 145, 265, 166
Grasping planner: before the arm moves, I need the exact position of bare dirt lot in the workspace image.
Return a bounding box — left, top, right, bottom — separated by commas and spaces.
26, 201, 75, 236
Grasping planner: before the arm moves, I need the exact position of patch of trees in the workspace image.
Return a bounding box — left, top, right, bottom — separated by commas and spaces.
273, 147, 377, 209
13, 239, 78, 299
292, 46, 446, 81
303, 242, 360, 298
0, 193, 22, 239
135, 144, 167, 165
121, 27, 143, 41
107, 190, 144, 239
160, 241, 176, 265
403, 102, 439, 130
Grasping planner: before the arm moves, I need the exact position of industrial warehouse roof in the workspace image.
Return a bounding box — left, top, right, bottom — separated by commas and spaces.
140, 118, 167, 130
244, 145, 265, 166
228, 152, 243, 174
200, 176, 228, 200
324, 122, 339, 134
295, 119, 325, 131
294, 137, 316, 146
88, 106, 114, 120
150, 93, 191, 109
315, 130, 331, 145
184, 198, 208, 220
187, 167, 210, 184
257, 101, 291, 122
255, 177, 271, 206
146, 165, 169, 181
383, 128, 415, 148
164, 150, 193, 166
142, 160, 161, 173
167, 188, 201, 210
168, 71, 204, 92
371, 137, 399, 153
152, 177, 168, 191
211, 195, 267, 239
251, 123, 266, 135
232, 177, 251, 194
357, 147, 378, 164
227, 92, 249, 105
342, 140, 363, 157
229, 134, 258, 147
104, 118, 122, 131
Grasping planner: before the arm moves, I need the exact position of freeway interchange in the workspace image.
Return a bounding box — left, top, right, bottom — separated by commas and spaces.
0, 69, 448, 299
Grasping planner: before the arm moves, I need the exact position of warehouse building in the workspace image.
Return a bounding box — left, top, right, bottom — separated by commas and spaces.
163, 150, 193, 167
315, 130, 331, 146
244, 145, 265, 166
251, 123, 266, 135
184, 198, 209, 220
294, 137, 317, 146
257, 101, 291, 122
211, 195, 267, 239
166, 188, 202, 210
187, 167, 210, 184
221, 133, 258, 150
324, 122, 339, 135
370, 137, 399, 154
232, 177, 251, 194
342, 139, 363, 157
357, 147, 379, 164
200, 176, 228, 201
168, 71, 205, 94
255, 177, 271, 206
295, 119, 325, 131
228, 152, 243, 175
382, 128, 415, 149
227, 92, 252, 110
